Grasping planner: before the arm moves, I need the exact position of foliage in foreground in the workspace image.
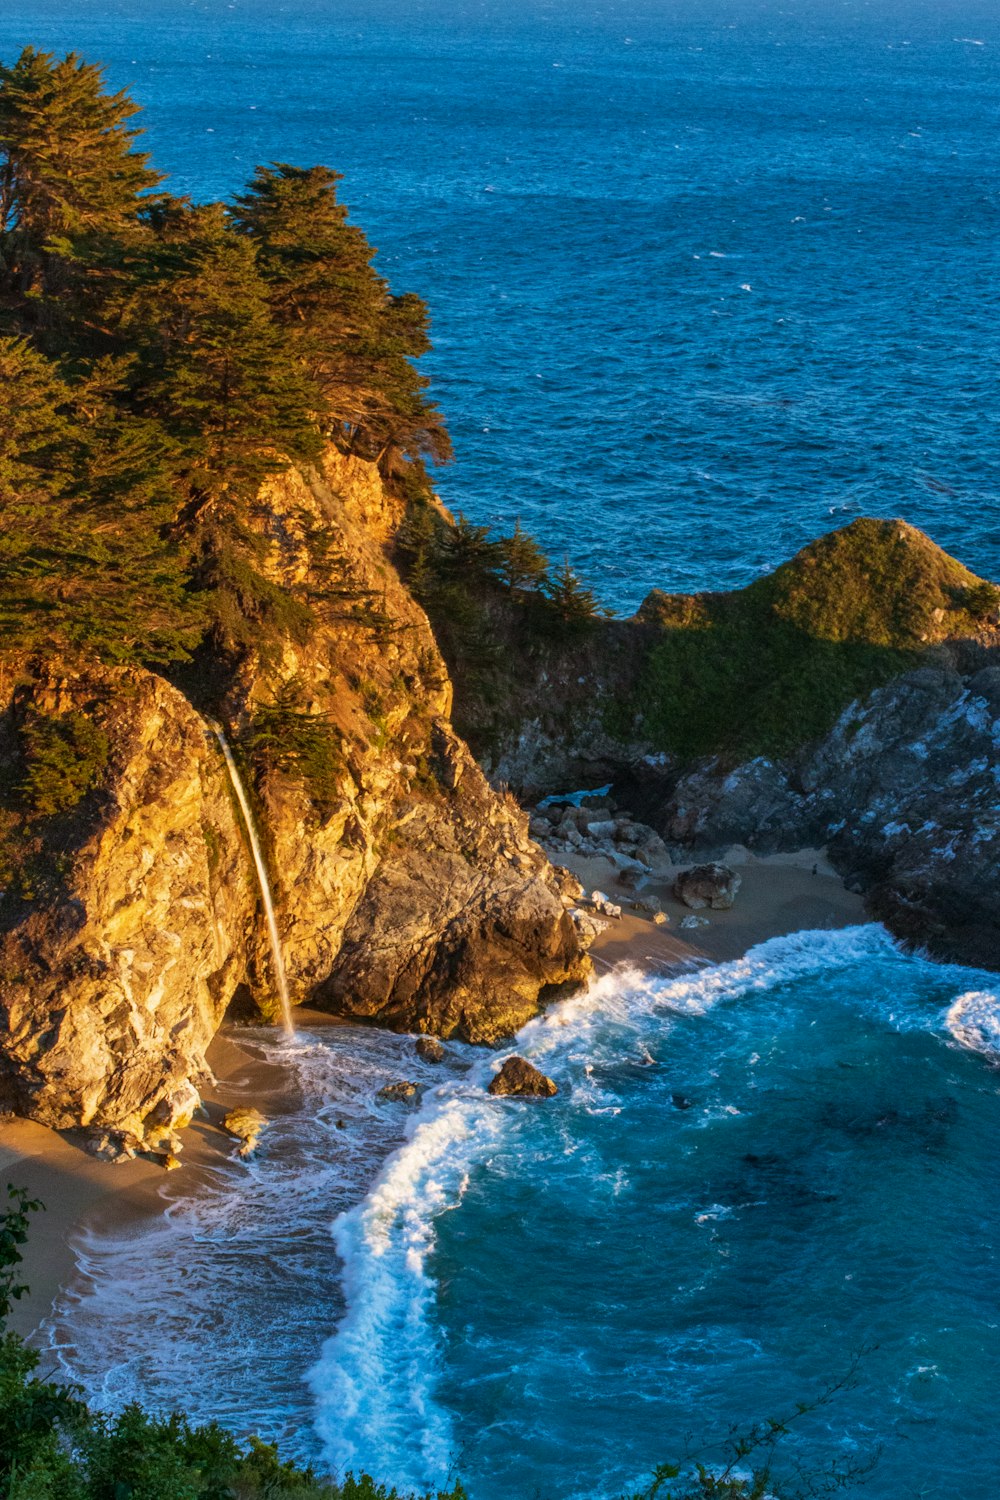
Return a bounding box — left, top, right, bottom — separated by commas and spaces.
0, 1186, 464, 1500
1, 1186, 877, 1500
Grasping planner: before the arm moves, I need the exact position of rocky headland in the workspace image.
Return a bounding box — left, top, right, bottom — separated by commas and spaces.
1, 443, 997, 1154
0, 449, 588, 1144
424, 515, 1000, 973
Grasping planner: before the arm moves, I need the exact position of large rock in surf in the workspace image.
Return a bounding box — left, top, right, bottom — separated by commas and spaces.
487, 1055, 558, 1097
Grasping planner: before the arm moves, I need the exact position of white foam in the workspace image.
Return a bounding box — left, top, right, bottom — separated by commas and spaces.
308, 1068, 502, 1490
945, 991, 1000, 1059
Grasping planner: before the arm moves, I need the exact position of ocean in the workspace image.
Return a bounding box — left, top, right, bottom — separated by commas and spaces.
2, 0, 999, 610
6, 2, 999, 1493
46, 928, 1000, 1499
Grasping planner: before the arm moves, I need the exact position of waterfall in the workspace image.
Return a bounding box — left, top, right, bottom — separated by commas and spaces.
211, 723, 294, 1039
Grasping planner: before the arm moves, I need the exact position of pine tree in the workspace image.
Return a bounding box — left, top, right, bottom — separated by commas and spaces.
0, 48, 162, 306
436, 512, 505, 581
545, 557, 600, 626
0, 338, 200, 663
232, 163, 451, 467
498, 518, 549, 591
132, 203, 322, 493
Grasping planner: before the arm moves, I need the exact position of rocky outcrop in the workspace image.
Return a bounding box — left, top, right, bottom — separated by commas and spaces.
650, 662, 1000, 967
0, 450, 588, 1134
0, 664, 252, 1132
487, 1056, 558, 1097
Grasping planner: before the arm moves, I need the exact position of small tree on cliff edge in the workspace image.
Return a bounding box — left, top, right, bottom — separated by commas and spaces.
545, 557, 600, 627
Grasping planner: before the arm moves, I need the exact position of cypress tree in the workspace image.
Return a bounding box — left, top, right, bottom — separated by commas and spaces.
545, 558, 600, 627
498, 518, 549, 591
232, 163, 451, 468
0, 48, 161, 308
0, 338, 200, 663
132, 203, 322, 493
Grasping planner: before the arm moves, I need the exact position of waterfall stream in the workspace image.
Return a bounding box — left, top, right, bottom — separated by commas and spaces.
212, 723, 294, 1038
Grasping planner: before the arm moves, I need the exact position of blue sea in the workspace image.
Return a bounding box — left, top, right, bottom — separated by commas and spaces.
3, 0, 1000, 609
9, 2, 1000, 1494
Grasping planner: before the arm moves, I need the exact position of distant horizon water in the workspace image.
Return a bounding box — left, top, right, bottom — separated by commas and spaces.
2, 0, 998, 610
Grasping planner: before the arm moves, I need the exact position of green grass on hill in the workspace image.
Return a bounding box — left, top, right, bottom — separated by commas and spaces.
630, 519, 999, 760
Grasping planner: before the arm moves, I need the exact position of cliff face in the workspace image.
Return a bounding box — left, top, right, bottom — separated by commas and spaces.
435, 519, 1000, 971
650, 659, 1000, 968
0, 665, 253, 1131
0, 451, 588, 1137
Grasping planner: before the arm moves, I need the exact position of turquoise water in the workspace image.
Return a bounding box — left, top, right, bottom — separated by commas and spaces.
311, 928, 1000, 1499
47, 929, 1000, 1495
2, 0, 999, 607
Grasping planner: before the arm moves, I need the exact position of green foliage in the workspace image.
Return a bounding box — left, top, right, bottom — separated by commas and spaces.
543, 557, 600, 631
247, 683, 346, 813
0, 47, 449, 675
0, 48, 161, 304
497, 519, 548, 591
17, 708, 110, 817
233, 164, 451, 467
631, 518, 998, 760
0, 338, 201, 664
0, 1185, 40, 1322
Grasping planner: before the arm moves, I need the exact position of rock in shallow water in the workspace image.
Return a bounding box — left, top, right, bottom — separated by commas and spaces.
377, 1080, 422, 1104
487, 1056, 558, 1097
673, 862, 741, 911
223, 1107, 267, 1157
415, 1036, 445, 1063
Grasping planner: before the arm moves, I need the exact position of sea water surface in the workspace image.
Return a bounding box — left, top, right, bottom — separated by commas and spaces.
2, 0, 999, 609
47, 926, 1000, 1499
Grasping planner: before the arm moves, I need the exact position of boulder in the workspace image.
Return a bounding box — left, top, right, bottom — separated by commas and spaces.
487, 1056, 558, 1098
570, 908, 608, 945
145, 1080, 201, 1133
83, 1129, 143, 1164
223, 1106, 267, 1158
415, 1036, 445, 1064
377, 1080, 421, 1104
673, 863, 741, 910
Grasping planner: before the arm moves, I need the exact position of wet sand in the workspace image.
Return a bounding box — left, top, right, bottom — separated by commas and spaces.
0, 859, 867, 1340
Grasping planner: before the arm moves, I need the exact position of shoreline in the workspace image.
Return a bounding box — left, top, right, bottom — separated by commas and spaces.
0, 855, 867, 1344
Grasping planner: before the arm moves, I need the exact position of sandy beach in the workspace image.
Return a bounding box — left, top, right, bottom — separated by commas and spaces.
0, 854, 868, 1343
573, 847, 867, 974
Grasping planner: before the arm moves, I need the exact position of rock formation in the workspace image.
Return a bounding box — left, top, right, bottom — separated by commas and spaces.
0, 450, 589, 1136
435, 517, 1000, 971
487, 1056, 558, 1097
655, 662, 1000, 967
673, 863, 741, 911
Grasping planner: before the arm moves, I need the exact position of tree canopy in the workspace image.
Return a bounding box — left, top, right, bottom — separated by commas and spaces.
0, 46, 451, 667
